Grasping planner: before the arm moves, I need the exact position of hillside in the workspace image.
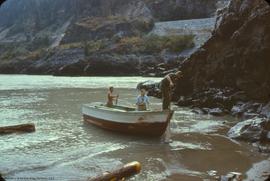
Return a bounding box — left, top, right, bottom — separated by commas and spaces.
0, 0, 227, 76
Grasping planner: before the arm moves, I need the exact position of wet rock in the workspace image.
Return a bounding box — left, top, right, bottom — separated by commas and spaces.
187, 88, 235, 109
177, 97, 193, 107
242, 112, 260, 120
209, 108, 227, 116
220, 172, 243, 181
202, 108, 211, 114
136, 80, 161, 98
245, 160, 270, 181
231, 104, 245, 117
191, 107, 206, 114
136, 80, 158, 90
228, 118, 270, 142
254, 143, 270, 153
260, 102, 270, 119
229, 91, 249, 102
207, 170, 217, 177
231, 102, 262, 118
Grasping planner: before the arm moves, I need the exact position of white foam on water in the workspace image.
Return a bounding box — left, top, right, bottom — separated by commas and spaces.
0, 75, 161, 90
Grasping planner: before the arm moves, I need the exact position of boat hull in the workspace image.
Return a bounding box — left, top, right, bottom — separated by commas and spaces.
83, 115, 169, 136
82, 103, 174, 137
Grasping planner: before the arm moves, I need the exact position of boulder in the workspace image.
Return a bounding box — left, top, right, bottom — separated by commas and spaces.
260, 102, 270, 119
173, 0, 270, 103
191, 107, 208, 115
209, 108, 227, 116
242, 112, 260, 120
177, 96, 193, 107
229, 91, 249, 102
228, 118, 270, 142
231, 102, 262, 117
220, 172, 242, 181
136, 80, 161, 98
185, 88, 235, 109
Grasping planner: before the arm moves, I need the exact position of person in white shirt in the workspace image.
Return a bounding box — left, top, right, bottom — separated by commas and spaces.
136, 88, 150, 111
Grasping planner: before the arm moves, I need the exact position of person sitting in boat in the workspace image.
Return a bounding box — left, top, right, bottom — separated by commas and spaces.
107, 86, 119, 107
136, 88, 150, 111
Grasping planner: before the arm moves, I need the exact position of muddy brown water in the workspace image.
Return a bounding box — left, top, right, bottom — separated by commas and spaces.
0, 75, 269, 181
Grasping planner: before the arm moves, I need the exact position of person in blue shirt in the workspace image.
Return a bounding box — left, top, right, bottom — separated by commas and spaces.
136, 88, 150, 111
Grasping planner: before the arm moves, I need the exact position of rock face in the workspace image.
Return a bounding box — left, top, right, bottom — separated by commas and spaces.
60, 16, 153, 44
228, 118, 270, 142
144, 0, 221, 21
149, 17, 217, 57
176, 0, 270, 102
138, 0, 270, 125
260, 102, 270, 119
0, 0, 226, 76
136, 80, 161, 98
0, 0, 222, 45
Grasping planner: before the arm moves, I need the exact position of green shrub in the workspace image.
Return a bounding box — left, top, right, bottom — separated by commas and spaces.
0, 45, 29, 60
165, 35, 195, 52
23, 48, 48, 61
115, 34, 194, 54
117, 36, 144, 53
84, 40, 107, 56
59, 42, 84, 49
145, 34, 195, 53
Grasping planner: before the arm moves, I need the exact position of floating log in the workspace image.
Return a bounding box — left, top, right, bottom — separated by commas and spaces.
0, 123, 35, 135
89, 161, 141, 181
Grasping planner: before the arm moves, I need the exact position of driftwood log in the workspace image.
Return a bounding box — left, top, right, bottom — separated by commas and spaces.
0, 123, 35, 135
0, 173, 6, 181
89, 161, 141, 181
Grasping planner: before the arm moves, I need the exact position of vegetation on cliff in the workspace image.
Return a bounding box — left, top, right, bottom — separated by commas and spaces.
82, 34, 194, 55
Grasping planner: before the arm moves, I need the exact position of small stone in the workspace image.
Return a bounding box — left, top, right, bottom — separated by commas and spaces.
209, 108, 226, 116
260, 102, 270, 119
207, 170, 217, 176
220, 172, 243, 181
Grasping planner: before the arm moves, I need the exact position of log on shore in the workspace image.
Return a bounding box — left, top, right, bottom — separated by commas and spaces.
0, 123, 35, 135
89, 161, 141, 181
0, 173, 6, 181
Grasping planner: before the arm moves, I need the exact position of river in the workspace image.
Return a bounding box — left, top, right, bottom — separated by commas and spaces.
0, 75, 269, 181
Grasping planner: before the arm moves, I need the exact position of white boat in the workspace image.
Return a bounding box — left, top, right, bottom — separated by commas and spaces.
82, 103, 174, 137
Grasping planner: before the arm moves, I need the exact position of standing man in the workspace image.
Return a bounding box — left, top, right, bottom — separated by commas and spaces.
160, 71, 183, 110
160, 71, 183, 143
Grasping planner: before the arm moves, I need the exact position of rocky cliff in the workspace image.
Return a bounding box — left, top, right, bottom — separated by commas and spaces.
0, 0, 226, 76
176, 0, 270, 103
0, 0, 221, 45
